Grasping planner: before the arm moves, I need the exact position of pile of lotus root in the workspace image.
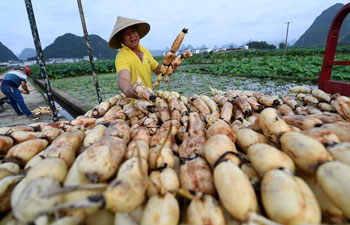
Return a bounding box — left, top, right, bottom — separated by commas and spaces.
0, 84, 349, 225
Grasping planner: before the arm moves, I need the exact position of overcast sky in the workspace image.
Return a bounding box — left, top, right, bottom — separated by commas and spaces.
1, 0, 349, 55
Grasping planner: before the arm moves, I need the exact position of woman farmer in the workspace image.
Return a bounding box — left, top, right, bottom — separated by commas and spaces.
0, 66, 33, 118
108, 16, 162, 99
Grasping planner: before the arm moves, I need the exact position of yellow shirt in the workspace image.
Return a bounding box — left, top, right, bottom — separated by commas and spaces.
115, 43, 158, 88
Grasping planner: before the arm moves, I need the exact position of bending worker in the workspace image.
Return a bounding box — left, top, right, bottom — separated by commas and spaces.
0, 66, 33, 118
108, 16, 161, 98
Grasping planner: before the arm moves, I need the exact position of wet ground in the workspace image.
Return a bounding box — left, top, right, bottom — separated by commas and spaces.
158, 71, 318, 97
0, 79, 71, 127
176, 64, 318, 96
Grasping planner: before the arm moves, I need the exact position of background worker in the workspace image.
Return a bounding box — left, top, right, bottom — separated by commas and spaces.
108, 16, 162, 99
0, 66, 33, 118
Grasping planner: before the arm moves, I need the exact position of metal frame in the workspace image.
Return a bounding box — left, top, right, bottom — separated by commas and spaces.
318, 3, 350, 96
24, 0, 58, 121
77, 0, 102, 104
24, 0, 103, 122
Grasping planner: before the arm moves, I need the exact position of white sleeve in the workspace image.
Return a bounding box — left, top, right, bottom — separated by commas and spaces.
12, 71, 27, 82
21, 72, 27, 81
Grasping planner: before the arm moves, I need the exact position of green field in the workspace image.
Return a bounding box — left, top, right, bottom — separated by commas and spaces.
30, 46, 350, 80
36, 46, 350, 109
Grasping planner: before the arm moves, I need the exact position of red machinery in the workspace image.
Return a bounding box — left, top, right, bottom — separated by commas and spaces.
319, 3, 350, 96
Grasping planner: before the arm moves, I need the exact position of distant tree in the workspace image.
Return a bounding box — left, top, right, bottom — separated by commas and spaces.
247, 41, 276, 50
279, 42, 286, 49
229, 43, 237, 48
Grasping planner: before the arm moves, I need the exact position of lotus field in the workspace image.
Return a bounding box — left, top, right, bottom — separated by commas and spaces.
27, 46, 350, 108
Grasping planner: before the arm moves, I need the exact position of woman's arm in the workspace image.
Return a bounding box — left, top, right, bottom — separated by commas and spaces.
118, 69, 138, 98
152, 65, 162, 75
20, 81, 30, 94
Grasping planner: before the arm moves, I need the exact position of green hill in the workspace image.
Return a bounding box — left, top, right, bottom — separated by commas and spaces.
294, 3, 350, 47
43, 33, 117, 59
18, 48, 36, 60
0, 42, 18, 62
339, 30, 350, 45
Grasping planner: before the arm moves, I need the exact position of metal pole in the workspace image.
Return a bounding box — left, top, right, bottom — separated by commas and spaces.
284, 22, 292, 56
77, 0, 102, 104
24, 0, 58, 122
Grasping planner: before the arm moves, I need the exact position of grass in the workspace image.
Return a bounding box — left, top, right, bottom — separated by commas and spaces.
50, 73, 120, 108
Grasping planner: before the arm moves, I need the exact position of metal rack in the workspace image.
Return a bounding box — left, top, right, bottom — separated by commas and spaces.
318, 3, 350, 96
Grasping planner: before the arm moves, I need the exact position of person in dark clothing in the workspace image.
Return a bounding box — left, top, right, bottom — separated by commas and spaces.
0, 66, 33, 118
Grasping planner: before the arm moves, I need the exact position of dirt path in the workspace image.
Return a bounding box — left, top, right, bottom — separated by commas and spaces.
0, 79, 70, 127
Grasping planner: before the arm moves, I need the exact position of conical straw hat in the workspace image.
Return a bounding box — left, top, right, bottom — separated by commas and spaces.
108, 16, 150, 49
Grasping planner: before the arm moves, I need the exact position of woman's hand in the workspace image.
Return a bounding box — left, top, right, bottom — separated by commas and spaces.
20, 81, 30, 95
21, 90, 29, 95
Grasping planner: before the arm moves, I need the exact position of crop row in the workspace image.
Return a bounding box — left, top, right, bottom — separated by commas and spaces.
180, 55, 350, 81
182, 45, 350, 64
30, 60, 116, 79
